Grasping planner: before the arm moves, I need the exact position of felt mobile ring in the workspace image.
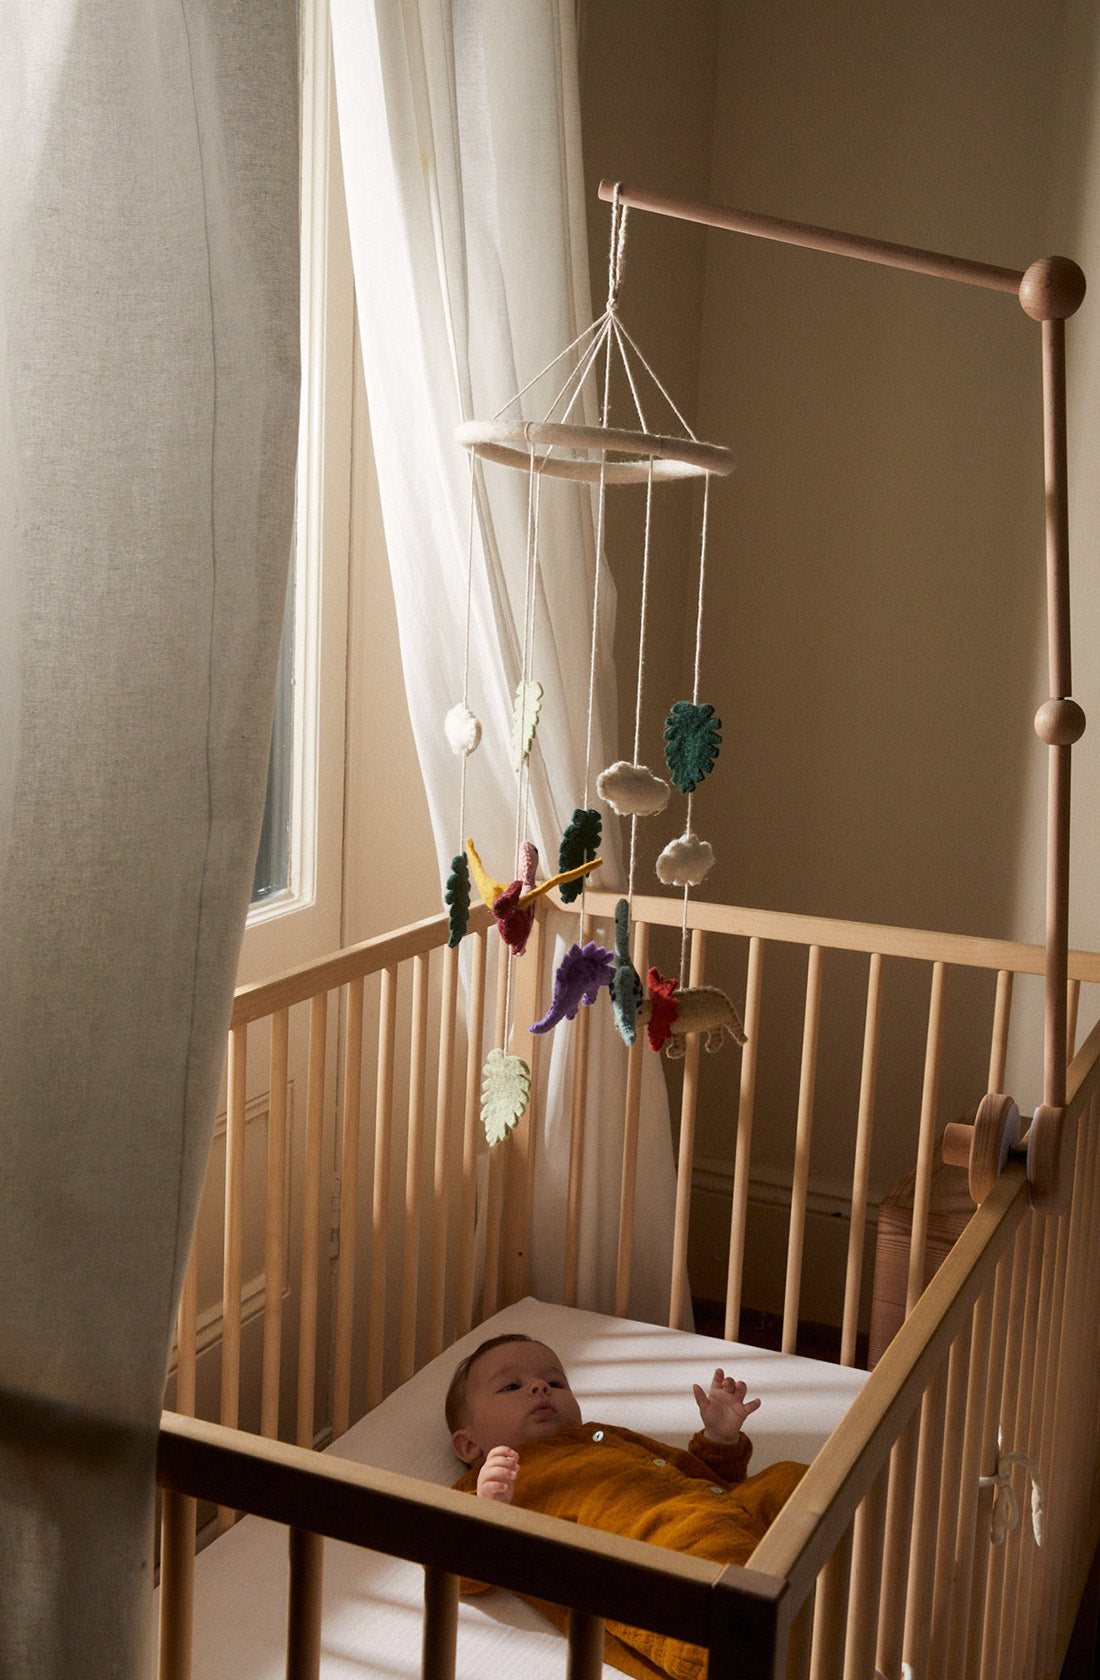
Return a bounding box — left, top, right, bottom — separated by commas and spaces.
456, 419, 732, 484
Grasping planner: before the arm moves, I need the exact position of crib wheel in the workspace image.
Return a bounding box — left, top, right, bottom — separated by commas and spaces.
1027, 1103, 1072, 1214
969, 1093, 1021, 1204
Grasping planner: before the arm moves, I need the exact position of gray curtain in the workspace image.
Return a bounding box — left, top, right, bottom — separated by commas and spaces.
0, 4, 300, 1674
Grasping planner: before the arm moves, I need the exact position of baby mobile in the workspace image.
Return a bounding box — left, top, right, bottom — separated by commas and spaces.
446, 188, 746, 1146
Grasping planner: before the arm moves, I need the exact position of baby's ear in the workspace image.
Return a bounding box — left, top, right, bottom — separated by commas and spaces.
451, 1429, 481, 1466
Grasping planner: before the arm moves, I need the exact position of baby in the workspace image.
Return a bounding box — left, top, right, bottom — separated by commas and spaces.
446, 1333, 806, 1680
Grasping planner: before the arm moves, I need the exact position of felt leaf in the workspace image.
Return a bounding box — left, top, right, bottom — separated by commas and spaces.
656, 830, 716, 888
610, 899, 644, 1046
530, 943, 614, 1034
664, 701, 721, 794
596, 761, 671, 817
557, 808, 602, 905
445, 852, 471, 947
511, 680, 544, 771
444, 703, 482, 756
481, 1049, 531, 1144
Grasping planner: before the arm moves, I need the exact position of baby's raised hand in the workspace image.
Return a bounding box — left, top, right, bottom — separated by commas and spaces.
693, 1368, 761, 1443
476, 1445, 519, 1503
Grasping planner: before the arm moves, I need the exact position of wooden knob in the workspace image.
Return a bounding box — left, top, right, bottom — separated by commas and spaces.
1034, 697, 1086, 745
1019, 256, 1087, 321
1027, 1103, 1073, 1214
969, 1092, 1020, 1204
941, 1121, 974, 1169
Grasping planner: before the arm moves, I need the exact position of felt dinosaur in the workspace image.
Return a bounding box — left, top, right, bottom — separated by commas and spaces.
637, 967, 747, 1058
529, 942, 615, 1034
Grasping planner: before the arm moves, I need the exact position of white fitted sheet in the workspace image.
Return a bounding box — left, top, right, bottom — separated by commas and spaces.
185, 1298, 868, 1678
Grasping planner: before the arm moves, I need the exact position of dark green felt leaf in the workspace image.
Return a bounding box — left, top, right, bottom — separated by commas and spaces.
557, 807, 602, 905
445, 852, 471, 947
664, 701, 721, 794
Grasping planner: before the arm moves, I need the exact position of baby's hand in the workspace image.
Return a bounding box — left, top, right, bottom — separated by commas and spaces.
476, 1445, 519, 1503
693, 1368, 761, 1443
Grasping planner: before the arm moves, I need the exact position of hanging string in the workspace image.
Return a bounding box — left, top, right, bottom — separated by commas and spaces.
627, 456, 656, 907
457, 455, 478, 852
607, 184, 628, 313
679, 471, 714, 988
613, 313, 701, 440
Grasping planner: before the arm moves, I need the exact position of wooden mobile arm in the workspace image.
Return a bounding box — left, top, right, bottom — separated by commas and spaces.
599, 181, 1087, 1192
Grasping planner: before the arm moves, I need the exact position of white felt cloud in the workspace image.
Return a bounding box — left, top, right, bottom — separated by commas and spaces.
656, 831, 715, 887
445, 703, 482, 756
596, 761, 671, 817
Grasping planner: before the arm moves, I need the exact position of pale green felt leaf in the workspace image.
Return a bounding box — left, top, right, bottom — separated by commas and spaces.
511, 681, 544, 772
481, 1049, 531, 1145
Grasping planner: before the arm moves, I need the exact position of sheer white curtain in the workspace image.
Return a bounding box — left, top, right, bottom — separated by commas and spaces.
0, 4, 299, 1674
330, 0, 679, 1317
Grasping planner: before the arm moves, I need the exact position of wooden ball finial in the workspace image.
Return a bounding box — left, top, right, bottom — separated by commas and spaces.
1019, 256, 1087, 321
1034, 697, 1086, 746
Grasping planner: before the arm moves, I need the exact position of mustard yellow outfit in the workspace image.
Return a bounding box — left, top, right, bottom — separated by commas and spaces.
455, 1422, 805, 1680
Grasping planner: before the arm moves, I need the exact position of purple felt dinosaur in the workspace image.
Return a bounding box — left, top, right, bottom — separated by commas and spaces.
530, 942, 615, 1034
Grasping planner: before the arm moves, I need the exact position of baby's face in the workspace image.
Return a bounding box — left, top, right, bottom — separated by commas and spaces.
451, 1341, 582, 1465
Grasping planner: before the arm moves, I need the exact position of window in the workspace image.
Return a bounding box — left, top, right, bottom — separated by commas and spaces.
236, 0, 353, 987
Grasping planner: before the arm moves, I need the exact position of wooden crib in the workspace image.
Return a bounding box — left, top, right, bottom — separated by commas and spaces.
155, 885, 1100, 1680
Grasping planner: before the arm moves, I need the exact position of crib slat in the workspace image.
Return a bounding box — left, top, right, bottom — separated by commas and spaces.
961, 1240, 1014, 1680
1036, 1093, 1096, 1670
1067, 974, 1081, 1061
262, 1007, 289, 1440
297, 993, 328, 1449
1011, 1210, 1061, 1680
218, 1023, 248, 1532
906, 960, 946, 1314
564, 913, 595, 1309
808, 1520, 852, 1680
783, 944, 822, 1354
786, 1593, 815, 1680
943, 1286, 994, 1680
481, 936, 512, 1319
725, 935, 764, 1341
427, 944, 461, 1357
841, 952, 882, 1367
286, 1528, 323, 1680
565, 1610, 605, 1680
176, 1240, 199, 1419
367, 967, 397, 1411
456, 930, 487, 1339
333, 977, 365, 1439
978, 1219, 1030, 1680
875, 1415, 919, 1678
221, 1024, 247, 1432
987, 968, 1013, 1093
504, 906, 544, 1307
928, 1323, 972, 1675
158, 1487, 196, 1680
901, 1360, 948, 1677
670, 928, 707, 1330
842, 1465, 889, 1680
615, 919, 650, 1318
422, 1566, 459, 1680
990, 1213, 1044, 1680
399, 953, 430, 1384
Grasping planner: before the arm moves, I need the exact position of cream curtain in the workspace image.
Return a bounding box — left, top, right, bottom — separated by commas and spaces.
330, 0, 679, 1317
0, 4, 300, 1675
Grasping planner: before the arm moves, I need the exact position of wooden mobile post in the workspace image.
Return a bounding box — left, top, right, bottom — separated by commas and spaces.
598, 179, 1087, 1214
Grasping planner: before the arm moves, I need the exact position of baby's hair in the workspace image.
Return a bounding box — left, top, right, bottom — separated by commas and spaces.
445, 1333, 535, 1433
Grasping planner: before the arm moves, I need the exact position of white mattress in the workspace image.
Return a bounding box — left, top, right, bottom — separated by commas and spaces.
185, 1298, 868, 1678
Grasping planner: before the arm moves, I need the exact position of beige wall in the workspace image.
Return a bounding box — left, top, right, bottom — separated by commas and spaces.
579, 0, 1100, 1319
